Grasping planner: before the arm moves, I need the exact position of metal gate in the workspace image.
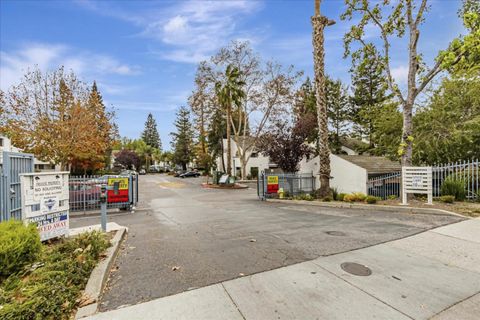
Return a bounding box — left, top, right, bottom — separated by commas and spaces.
0, 151, 35, 221
258, 171, 316, 200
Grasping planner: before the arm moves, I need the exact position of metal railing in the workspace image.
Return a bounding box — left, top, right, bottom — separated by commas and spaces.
258, 172, 315, 200
367, 172, 401, 199
432, 159, 479, 199
69, 174, 138, 212
367, 159, 479, 200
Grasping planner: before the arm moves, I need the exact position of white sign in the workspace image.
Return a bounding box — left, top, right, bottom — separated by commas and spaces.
402, 167, 432, 205
33, 174, 64, 201
20, 172, 70, 241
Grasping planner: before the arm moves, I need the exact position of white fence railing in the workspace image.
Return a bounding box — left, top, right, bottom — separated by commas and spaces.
367, 159, 479, 200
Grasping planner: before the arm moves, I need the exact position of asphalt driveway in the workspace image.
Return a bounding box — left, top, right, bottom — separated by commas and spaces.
70, 174, 464, 311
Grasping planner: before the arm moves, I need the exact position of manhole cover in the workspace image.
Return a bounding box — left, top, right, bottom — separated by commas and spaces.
341, 262, 372, 276
325, 231, 346, 236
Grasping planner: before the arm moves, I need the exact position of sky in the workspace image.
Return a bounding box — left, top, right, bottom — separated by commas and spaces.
0, 0, 465, 149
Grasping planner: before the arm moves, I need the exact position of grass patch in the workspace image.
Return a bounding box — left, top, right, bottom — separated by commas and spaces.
0, 230, 110, 320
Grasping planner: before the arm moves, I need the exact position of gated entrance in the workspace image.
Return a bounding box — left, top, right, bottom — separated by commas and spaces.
258, 171, 316, 200
0, 151, 34, 221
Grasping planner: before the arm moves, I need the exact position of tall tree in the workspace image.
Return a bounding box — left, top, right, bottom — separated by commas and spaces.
141, 113, 161, 149
342, 0, 479, 166
312, 0, 335, 197
170, 106, 195, 170
199, 41, 301, 179
2, 67, 116, 171
326, 77, 351, 154
350, 45, 390, 148
215, 64, 246, 175
413, 77, 480, 164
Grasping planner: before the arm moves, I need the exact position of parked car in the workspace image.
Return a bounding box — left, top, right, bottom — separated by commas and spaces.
139, 169, 146, 175
179, 171, 201, 178
69, 182, 101, 210
173, 170, 185, 177
120, 170, 137, 176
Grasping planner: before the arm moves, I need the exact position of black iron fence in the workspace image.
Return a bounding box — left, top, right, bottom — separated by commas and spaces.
258, 172, 315, 200
69, 174, 138, 212
367, 172, 401, 200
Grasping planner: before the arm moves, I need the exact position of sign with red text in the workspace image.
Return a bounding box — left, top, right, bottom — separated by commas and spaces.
267, 175, 279, 194
107, 177, 129, 203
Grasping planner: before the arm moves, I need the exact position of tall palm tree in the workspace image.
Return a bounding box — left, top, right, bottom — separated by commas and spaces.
312, 0, 335, 196
215, 65, 246, 176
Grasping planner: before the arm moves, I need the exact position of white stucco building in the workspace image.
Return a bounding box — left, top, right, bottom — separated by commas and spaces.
216, 136, 401, 193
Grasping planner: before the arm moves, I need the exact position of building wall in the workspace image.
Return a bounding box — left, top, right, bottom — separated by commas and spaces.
216, 138, 271, 178
299, 154, 367, 194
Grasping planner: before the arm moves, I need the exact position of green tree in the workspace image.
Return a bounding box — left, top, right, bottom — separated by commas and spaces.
141, 113, 161, 150
342, 0, 479, 166
371, 102, 403, 160
350, 45, 390, 149
326, 77, 351, 154
170, 107, 195, 170
215, 64, 246, 175
413, 77, 480, 164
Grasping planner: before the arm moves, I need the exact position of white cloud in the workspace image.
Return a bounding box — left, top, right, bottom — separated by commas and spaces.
0, 42, 140, 90
391, 65, 409, 85
76, 0, 262, 64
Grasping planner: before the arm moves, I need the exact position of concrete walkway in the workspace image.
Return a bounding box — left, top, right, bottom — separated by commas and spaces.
86, 218, 480, 320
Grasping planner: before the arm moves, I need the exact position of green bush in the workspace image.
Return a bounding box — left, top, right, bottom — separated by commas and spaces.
440, 177, 466, 201
336, 193, 347, 201
387, 195, 398, 200
365, 196, 379, 204
343, 194, 355, 202
439, 195, 455, 203
0, 221, 42, 278
0, 231, 109, 320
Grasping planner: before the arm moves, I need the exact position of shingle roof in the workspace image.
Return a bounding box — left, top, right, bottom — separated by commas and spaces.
336, 155, 401, 174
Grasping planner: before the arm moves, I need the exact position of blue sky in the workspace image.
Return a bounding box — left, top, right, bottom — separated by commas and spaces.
0, 0, 464, 149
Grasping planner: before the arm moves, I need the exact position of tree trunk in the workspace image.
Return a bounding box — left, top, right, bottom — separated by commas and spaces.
312, 2, 332, 197
226, 103, 232, 175
240, 152, 247, 180
220, 137, 226, 172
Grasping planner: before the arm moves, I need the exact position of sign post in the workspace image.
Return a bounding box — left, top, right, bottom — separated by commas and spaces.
20, 172, 70, 241
401, 167, 433, 205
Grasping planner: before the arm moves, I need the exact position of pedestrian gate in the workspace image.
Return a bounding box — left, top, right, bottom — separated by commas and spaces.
0, 151, 35, 221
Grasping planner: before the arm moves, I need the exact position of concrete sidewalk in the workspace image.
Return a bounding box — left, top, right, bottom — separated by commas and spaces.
86, 219, 480, 320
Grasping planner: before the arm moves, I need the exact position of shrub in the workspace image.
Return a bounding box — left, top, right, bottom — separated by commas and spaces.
388, 195, 398, 200
439, 195, 455, 203
440, 177, 466, 201
365, 196, 379, 204
0, 221, 42, 278
294, 193, 314, 201
343, 194, 355, 202
351, 192, 367, 202
0, 231, 109, 319
322, 196, 333, 202
336, 193, 347, 201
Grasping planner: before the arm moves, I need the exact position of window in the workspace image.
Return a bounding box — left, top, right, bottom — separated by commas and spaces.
250, 167, 259, 178
0, 138, 3, 147
251, 152, 258, 158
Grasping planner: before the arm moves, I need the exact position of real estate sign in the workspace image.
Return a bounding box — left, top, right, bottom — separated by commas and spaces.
267, 175, 279, 194
402, 167, 432, 205
20, 172, 70, 241
107, 177, 129, 203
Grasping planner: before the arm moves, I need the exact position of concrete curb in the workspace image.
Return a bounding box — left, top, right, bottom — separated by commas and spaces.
75, 227, 128, 319
267, 199, 467, 218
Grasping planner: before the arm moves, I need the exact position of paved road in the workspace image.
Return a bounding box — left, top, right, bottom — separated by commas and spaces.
70, 174, 463, 311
